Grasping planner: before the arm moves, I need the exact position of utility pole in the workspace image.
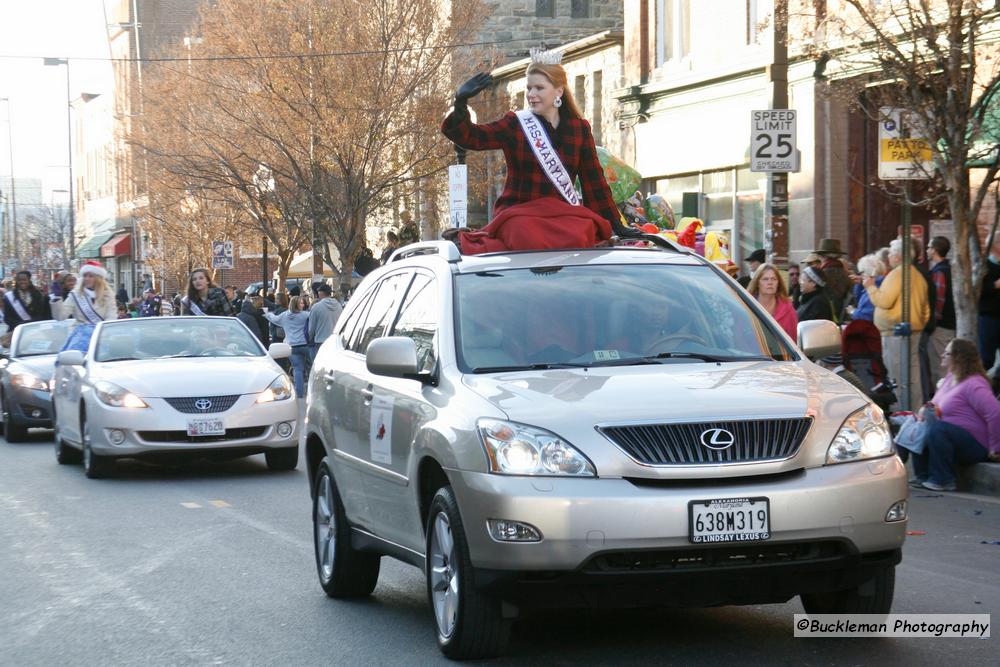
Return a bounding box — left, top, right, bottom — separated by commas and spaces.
1, 98, 17, 265
765, 0, 790, 266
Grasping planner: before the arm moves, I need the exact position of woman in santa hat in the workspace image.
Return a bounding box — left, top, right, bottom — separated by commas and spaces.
441, 49, 635, 253
56, 261, 118, 324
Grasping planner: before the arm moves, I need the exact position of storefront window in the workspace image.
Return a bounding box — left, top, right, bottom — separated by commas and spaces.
736, 193, 764, 261
655, 173, 700, 219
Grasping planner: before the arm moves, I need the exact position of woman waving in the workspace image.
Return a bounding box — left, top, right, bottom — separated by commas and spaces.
56, 261, 118, 324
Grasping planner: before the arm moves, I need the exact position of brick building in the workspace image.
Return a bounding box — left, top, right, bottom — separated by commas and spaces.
480, 0, 623, 63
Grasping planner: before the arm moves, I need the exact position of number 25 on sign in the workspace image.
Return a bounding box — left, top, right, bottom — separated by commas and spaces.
750, 110, 800, 173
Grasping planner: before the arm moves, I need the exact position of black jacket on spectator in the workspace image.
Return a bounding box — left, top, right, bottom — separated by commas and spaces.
797, 288, 836, 323
930, 258, 956, 330
183, 287, 234, 316
237, 300, 265, 344
981, 257, 1000, 318
3, 288, 52, 330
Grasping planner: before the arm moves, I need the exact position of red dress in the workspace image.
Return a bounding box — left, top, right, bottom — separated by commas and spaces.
442, 106, 618, 252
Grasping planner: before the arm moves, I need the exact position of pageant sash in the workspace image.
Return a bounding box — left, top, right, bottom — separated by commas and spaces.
5, 291, 31, 322
515, 110, 580, 206
182, 297, 207, 316
68, 290, 104, 324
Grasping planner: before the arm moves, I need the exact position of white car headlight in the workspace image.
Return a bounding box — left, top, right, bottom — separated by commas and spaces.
827, 404, 893, 464
11, 372, 50, 392
256, 374, 294, 403
93, 380, 149, 409
477, 419, 596, 477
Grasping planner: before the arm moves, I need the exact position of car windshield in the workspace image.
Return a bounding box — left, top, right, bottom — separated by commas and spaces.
13, 320, 76, 357
454, 263, 795, 372
94, 318, 265, 362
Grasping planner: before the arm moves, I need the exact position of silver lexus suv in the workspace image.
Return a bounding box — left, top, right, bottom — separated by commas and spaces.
304, 241, 907, 659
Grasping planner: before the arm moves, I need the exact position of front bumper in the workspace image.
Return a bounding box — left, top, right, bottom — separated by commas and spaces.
86, 394, 299, 458
447, 455, 908, 572
7, 386, 54, 428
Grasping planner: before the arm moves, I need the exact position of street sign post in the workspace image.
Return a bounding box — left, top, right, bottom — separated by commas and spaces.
212, 240, 234, 269
878, 107, 934, 180
448, 164, 467, 228
750, 110, 799, 173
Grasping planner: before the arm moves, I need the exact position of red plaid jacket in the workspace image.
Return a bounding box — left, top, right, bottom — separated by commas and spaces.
442, 106, 620, 225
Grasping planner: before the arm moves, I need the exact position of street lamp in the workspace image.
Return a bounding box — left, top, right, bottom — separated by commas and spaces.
43, 57, 75, 261
0, 97, 16, 266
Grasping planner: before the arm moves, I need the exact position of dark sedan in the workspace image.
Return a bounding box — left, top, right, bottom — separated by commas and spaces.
1, 320, 75, 441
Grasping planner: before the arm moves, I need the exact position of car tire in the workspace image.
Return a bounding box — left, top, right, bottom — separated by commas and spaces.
312, 458, 380, 597
265, 446, 298, 471
2, 393, 27, 442
81, 411, 114, 479
837, 369, 870, 397
800, 565, 895, 614
426, 486, 510, 660
54, 422, 82, 465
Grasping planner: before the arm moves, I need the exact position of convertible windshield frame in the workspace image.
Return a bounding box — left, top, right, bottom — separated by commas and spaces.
93, 317, 266, 363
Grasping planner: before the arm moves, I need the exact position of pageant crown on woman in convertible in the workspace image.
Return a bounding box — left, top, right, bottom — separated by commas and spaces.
529, 47, 563, 65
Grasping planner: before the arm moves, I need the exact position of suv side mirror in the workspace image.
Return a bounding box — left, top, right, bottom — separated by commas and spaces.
797, 320, 841, 359
366, 337, 420, 379
57, 350, 85, 366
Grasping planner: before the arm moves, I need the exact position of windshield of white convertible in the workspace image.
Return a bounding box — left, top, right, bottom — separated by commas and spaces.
94, 318, 265, 362
455, 264, 795, 372
13, 320, 75, 357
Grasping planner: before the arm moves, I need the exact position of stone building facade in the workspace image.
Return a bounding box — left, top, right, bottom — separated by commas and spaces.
481, 0, 624, 62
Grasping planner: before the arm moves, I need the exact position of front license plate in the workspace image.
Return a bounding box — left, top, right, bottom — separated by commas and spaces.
688, 497, 770, 544
187, 418, 225, 437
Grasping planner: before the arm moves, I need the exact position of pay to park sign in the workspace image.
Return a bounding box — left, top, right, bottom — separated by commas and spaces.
750, 110, 800, 173
878, 107, 934, 180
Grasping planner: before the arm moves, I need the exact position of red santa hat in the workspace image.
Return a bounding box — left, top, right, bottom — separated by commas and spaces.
79, 260, 108, 280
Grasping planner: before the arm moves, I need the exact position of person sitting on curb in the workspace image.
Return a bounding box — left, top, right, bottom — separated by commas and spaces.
910, 338, 1000, 492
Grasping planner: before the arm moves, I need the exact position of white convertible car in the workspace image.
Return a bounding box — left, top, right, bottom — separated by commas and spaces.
52, 316, 299, 478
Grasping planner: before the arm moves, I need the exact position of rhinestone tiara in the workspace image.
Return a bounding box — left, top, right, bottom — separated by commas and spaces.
529, 47, 563, 65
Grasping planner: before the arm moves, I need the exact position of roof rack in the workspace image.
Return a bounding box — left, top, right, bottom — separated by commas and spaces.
389, 240, 462, 264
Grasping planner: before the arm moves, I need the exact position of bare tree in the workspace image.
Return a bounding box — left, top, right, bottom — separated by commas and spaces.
810, 0, 1000, 338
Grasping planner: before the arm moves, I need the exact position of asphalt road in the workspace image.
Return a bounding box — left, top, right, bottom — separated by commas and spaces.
1, 429, 997, 666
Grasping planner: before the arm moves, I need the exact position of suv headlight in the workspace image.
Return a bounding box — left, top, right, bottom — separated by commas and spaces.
93, 380, 148, 408
827, 404, 893, 464
256, 374, 294, 403
477, 419, 596, 477
11, 372, 50, 392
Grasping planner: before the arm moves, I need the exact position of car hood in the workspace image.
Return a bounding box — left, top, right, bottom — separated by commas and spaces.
462, 361, 869, 477
89, 357, 282, 397
9, 355, 58, 381
462, 361, 863, 422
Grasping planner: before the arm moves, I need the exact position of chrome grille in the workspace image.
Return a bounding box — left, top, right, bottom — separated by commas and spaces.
598, 418, 813, 465
163, 395, 241, 414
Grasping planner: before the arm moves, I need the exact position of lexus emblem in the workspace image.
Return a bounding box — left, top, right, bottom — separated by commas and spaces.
194, 398, 213, 411
700, 428, 735, 450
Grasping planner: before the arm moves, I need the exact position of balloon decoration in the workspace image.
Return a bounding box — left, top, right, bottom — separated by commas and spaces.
643, 194, 675, 229
594, 147, 643, 204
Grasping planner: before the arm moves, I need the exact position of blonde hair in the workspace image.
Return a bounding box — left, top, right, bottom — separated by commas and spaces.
76, 274, 115, 311
525, 63, 583, 120
747, 264, 790, 302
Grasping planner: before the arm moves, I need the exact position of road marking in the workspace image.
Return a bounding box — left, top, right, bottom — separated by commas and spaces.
209, 500, 230, 508
180, 502, 202, 509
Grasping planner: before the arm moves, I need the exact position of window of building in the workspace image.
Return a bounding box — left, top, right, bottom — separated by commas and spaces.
571, 0, 590, 18
574, 75, 586, 116
536, 0, 555, 18
592, 70, 603, 146
656, 0, 692, 66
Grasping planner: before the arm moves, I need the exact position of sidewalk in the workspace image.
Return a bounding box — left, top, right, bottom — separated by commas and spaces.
958, 462, 1000, 495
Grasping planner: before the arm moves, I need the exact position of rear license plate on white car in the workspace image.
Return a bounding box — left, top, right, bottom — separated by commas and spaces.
187, 418, 225, 437
688, 497, 770, 544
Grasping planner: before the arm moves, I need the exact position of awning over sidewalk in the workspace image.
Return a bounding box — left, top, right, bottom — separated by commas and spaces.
100, 233, 131, 258
75, 232, 116, 259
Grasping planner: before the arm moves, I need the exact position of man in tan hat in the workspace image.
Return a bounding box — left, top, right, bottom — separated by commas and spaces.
814, 238, 850, 318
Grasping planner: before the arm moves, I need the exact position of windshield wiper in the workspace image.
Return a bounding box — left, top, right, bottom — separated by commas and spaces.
645, 352, 771, 363
100, 356, 140, 362
470, 362, 586, 373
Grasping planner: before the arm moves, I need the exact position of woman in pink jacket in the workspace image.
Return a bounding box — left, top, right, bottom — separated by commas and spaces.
911, 338, 1000, 491
748, 264, 798, 341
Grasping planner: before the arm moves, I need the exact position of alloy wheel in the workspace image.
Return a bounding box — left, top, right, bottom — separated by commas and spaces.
314, 473, 335, 582
429, 511, 458, 639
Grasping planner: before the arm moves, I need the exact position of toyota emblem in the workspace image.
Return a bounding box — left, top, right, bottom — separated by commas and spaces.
194, 398, 213, 411
700, 428, 735, 450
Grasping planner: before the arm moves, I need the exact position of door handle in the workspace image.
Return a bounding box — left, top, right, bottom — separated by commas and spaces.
323, 371, 336, 383
361, 387, 374, 402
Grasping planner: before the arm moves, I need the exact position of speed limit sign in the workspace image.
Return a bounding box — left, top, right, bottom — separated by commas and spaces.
750, 110, 800, 172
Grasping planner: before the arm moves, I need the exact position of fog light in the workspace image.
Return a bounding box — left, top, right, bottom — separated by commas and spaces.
276, 421, 293, 438
886, 500, 908, 522
31, 409, 42, 418
107, 429, 126, 446
487, 519, 542, 543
